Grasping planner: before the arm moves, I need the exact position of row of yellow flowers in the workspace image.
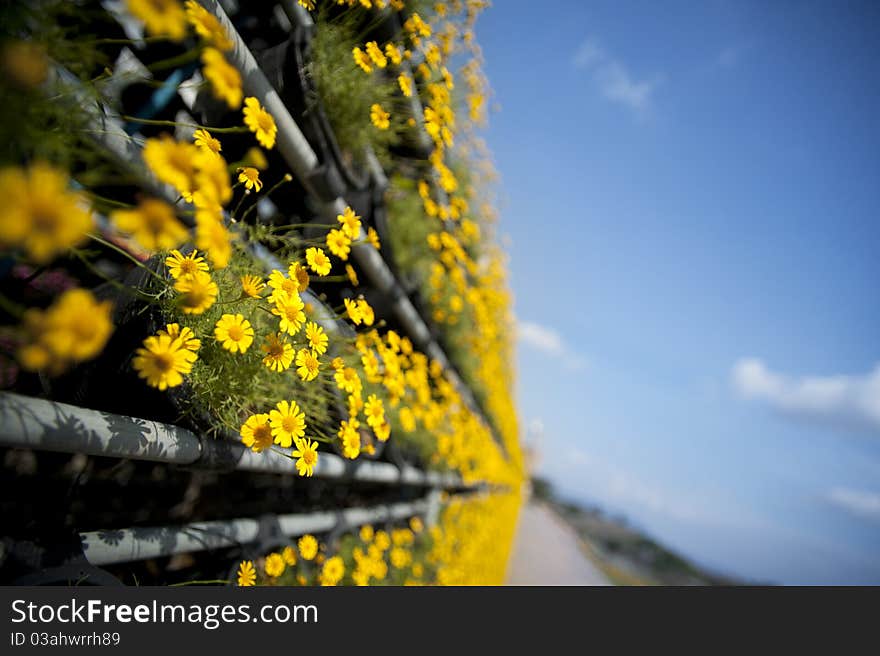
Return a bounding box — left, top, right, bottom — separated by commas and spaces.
0, 0, 524, 584
236, 490, 520, 586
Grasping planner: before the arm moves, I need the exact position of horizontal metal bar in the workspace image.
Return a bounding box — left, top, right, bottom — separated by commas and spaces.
81, 499, 428, 565
0, 392, 463, 488
81, 517, 260, 566
199, 0, 508, 458
0, 391, 202, 464
276, 499, 428, 537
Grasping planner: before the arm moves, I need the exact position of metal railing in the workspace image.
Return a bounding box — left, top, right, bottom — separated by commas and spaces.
81, 498, 431, 566
0, 2, 506, 580
0, 392, 466, 488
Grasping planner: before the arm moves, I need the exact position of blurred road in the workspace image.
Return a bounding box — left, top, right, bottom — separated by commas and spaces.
506, 501, 611, 586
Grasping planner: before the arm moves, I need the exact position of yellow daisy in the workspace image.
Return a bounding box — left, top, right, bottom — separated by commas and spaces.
363, 393, 385, 428
282, 546, 297, 566
343, 298, 362, 325
184, 0, 233, 50
237, 167, 262, 191
158, 323, 201, 352
305, 247, 331, 276
334, 366, 362, 395
269, 400, 306, 448
125, 0, 186, 41
142, 135, 198, 200
292, 436, 319, 477
271, 291, 305, 335
288, 262, 310, 292
385, 43, 403, 65
165, 249, 209, 280
237, 560, 256, 586
398, 73, 413, 97
319, 556, 345, 586
264, 553, 285, 578
304, 321, 328, 355
298, 534, 318, 561
352, 47, 372, 73
261, 333, 294, 372
366, 227, 381, 250
295, 348, 320, 382
240, 274, 264, 298
193, 128, 222, 156
111, 197, 187, 252
337, 206, 361, 240
0, 163, 94, 264
374, 421, 391, 442
173, 270, 218, 315
365, 41, 387, 68
194, 210, 232, 270
201, 48, 242, 109
132, 333, 196, 390
370, 103, 390, 130
345, 263, 359, 287
240, 413, 273, 453
214, 313, 254, 353
17, 289, 114, 373
243, 96, 277, 149
326, 228, 351, 261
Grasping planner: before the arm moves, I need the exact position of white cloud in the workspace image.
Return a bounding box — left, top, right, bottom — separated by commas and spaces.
562, 447, 707, 523
828, 487, 880, 521
731, 358, 880, 433
517, 321, 563, 356
517, 320, 587, 371
572, 37, 662, 112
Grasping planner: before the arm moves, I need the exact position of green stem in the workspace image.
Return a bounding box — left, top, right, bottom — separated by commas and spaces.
146, 48, 202, 73
69, 250, 160, 301
169, 579, 231, 587
0, 293, 25, 319
231, 189, 251, 220
239, 176, 294, 224
119, 116, 249, 134
85, 234, 168, 286
215, 293, 249, 306
83, 191, 134, 209
269, 446, 295, 461
269, 222, 335, 232
82, 35, 168, 46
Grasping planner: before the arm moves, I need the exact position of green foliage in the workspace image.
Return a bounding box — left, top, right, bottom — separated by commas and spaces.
154, 244, 341, 441
384, 174, 433, 285
308, 10, 401, 169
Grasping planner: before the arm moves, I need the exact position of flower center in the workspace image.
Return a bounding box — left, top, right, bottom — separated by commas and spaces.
253, 424, 271, 442
169, 148, 194, 177
70, 313, 97, 341
227, 324, 244, 341
32, 209, 59, 232
257, 113, 274, 132
282, 416, 298, 433
179, 259, 197, 274
183, 287, 207, 307
302, 449, 316, 466
153, 351, 175, 373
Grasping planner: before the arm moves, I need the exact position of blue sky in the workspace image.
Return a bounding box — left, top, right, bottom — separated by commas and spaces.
477, 0, 880, 584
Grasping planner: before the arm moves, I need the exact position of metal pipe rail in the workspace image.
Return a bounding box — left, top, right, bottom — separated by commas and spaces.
198, 0, 507, 457
81, 498, 429, 565
0, 392, 466, 488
